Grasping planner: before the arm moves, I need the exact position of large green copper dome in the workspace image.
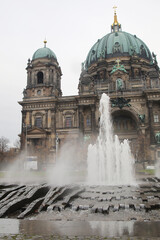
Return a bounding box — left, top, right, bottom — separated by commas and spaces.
85, 13, 152, 69
32, 41, 57, 60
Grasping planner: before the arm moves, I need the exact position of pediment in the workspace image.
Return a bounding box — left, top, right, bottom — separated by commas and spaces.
27, 127, 46, 135
112, 70, 128, 76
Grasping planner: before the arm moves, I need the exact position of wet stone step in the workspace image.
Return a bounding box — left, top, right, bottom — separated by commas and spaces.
46, 187, 67, 206
119, 203, 125, 209
46, 187, 76, 211
106, 196, 112, 201
147, 195, 154, 199
155, 177, 160, 182
23, 186, 36, 196
141, 196, 148, 202
52, 201, 65, 211
113, 204, 119, 211
150, 203, 160, 209
98, 198, 103, 202
62, 188, 85, 207
91, 196, 96, 200
132, 196, 137, 200
134, 204, 141, 211
102, 205, 109, 214
0, 196, 28, 217
90, 204, 111, 214
148, 197, 159, 202
38, 186, 58, 212
0, 190, 17, 204
0, 185, 25, 201
71, 205, 79, 211
97, 206, 103, 213
124, 204, 129, 210
78, 192, 92, 199
78, 204, 90, 210
0, 185, 49, 218
145, 203, 151, 211
0, 188, 27, 210
90, 205, 98, 213
17, 197, 44, 219
116, 196, 121, 200
0, 184, 18, 189
140, 204, 145, 209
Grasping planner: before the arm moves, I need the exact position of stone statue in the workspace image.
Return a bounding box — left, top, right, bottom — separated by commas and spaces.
138, 114, 145, 123
131, 45, 137, 56
81, 62, 85, 71
113, 42, 121, 53
152, 52, 157, 65
23, 89, 27, 97
140, 45, 147, 57
116, 78, 123, 90
155, 132, 160, 144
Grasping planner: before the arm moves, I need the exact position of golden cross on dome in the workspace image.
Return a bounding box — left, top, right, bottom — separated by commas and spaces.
116, 58, 121, 67
113, 5, 117, 14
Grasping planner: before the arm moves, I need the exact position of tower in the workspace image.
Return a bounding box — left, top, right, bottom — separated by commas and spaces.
19, 41, 62, 167
25, 40, 62, 99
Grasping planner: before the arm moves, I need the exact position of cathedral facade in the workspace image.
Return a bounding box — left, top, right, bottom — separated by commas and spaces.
19, 11, 160, 168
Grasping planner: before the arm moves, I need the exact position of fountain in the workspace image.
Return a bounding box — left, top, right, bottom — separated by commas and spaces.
87, 93, 136, 185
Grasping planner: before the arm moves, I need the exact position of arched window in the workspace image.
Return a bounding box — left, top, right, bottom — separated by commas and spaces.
37, 71, 43, 84
86, 115, 91, 127
65, 116, 72, 128
113, 116, 136, 132
35, 117, 42, 128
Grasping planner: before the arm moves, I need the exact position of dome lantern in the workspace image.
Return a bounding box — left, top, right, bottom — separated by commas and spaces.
43, 39, 47, 48
111, 6, 121, 32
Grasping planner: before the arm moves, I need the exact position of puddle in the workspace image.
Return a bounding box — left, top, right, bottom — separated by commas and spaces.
0, 219, 19, 234
0, 219, 160, 237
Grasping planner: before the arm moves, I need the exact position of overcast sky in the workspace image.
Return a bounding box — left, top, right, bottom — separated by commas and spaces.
0, 0, 160, 146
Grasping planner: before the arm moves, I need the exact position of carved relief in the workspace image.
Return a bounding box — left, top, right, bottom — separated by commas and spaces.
140, 45, 147, 58
113, 42, 121, 53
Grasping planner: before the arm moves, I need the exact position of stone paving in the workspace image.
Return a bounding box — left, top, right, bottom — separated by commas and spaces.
0, 177, 160, 220
1, 235, 160, 239
1, 177, 160, 239
1, 177, 160, 220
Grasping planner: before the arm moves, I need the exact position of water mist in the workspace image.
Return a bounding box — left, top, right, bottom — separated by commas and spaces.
87, 93, 136, 185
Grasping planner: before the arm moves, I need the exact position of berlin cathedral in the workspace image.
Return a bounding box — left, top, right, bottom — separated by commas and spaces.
19, 10, 160, 167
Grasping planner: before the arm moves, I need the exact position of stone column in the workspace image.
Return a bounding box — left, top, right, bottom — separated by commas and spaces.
29, 111, 32, 127
27, 71, 30, 86
78, 106, 84, 133
32, 72, 36, 85
51, 109, 56, 131
48, 110, 51, 128
45, 110, 48, 128
148, 101, 156, 144
46, 69, 49, 84
91, 105, 96, 132
21, 110, 26, 149
32, 112, 35, 126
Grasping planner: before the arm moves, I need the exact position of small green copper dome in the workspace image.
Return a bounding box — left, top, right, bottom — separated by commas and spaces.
32, 41, 57, 60
85, 13, 152, 69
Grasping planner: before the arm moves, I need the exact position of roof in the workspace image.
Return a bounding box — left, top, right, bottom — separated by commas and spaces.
85, 31, 153, 69
32, 44, 57, 60
85, 10, 153, 69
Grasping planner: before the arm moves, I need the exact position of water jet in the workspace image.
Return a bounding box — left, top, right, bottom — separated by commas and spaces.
87, 93, 136, 185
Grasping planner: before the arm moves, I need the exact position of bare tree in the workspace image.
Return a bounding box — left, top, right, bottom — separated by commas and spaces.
14, 138, 21, 149
0, 136, 9, 153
